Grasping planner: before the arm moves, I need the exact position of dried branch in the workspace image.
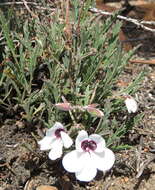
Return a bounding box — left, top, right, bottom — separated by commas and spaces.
89, 7, 155, 33
141, 20, 155, 26
129, 59, 155, 65
0, 1, 55, 11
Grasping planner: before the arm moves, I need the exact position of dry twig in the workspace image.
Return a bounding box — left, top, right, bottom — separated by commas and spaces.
22, 0, 37, 18
89, 7, 155, 33
130, 59, 155, 65
136, 155, 155, 178
0, 1, 55, 11
0, 1, 37, 6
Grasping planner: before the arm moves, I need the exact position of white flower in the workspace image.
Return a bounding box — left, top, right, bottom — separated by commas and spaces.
62, 130, 115, 182
38, 122, 73, 160
124, 95, 138, 113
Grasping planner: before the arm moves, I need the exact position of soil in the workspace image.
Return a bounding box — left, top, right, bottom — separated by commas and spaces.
2, 63, 155, 190
1, 0, 155, 190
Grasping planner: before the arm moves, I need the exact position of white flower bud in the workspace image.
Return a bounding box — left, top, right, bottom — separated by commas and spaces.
125, 96, 138, 113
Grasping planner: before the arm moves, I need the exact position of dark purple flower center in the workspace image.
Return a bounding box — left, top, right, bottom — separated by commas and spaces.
81, 140, 97, 152
55, 128, 65, 138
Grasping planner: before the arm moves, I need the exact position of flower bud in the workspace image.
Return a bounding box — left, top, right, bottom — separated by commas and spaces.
84, 106, 104, 118
124, 95, 138, 113
55, 103, 72, 111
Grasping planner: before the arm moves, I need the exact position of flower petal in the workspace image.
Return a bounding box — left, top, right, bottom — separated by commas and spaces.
60, 131, 73, 148
76, 130, 88, 152
38, 136, 55, 150
46, 122, 64, 137
62, 150, 88, 173
49, 138, 63, 149
91, 148, 115, 171
75, 156, 97, 182
89, 134, 106, 152
48, 140, 63, 160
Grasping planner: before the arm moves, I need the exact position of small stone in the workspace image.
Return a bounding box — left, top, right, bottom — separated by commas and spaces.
36, 185, 58, 190
149, 141, 155, 149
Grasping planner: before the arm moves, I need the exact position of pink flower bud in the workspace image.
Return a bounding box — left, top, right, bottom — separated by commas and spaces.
84, 106, 104, 118
55, 103, 72, 111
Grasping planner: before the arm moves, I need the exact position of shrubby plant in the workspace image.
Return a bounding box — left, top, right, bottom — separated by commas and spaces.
0, 0, 144, 182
